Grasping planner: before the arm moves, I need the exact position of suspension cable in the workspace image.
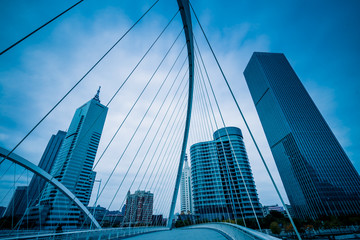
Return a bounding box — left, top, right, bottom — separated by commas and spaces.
80, 53, 187, 229
97, 38, 185, 215
95, 24, 182, 208
193, 71, 235, 223
0, 0, 160, 166
92, 22, 183, 170
195, 47, 258, 228
136, 64, 188, 189
142, 75, 188, 192
111, 96, 188, 228
0, 0, 84, 55
190, 3, 302, 238
105, 91, 188, 227
195, 60, 246, 225
194, 69, 233, 223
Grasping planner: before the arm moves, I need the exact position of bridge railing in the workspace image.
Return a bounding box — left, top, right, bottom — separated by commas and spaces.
186, 222, 281, 240
1, 226, 168, 240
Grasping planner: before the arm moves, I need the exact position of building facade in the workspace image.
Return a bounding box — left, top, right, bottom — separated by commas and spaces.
263, 204, 284, 216
190, 127, 263, 221
244, 52, 360, 219
3, 186, 28, 218
124, 190, 153, 225
86, 205, 108, 225
0, 206, 5, 218
38, 88, 108, 229
28, 131, 66, 207
4, 131, 66, 227
180, 154, 193, 214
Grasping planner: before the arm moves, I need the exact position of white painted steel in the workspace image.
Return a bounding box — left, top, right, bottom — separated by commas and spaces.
0, 147, 101, 229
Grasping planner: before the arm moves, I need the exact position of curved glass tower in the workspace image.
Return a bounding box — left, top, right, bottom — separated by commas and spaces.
244, 52, 360, 219
190, 127, 263, 221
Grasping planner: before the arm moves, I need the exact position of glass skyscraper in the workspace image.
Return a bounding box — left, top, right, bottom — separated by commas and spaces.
244, 52, 360, 219
5, 131, 65, 222
28, 131, 66, 205
39, 88, 108, 229
190, 127, 263, 221
3, 186, 28, 218
12, 130, 66, 228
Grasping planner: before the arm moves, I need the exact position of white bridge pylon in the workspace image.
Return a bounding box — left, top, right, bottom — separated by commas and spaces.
168, 0, 194, 229
0, 0, 194, 231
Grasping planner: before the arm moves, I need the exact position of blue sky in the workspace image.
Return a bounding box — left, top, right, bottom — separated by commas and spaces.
0, 0, 359, 215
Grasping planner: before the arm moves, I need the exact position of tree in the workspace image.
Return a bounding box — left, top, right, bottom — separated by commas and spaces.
285, 223, 294, 233
270, 221, 281, 234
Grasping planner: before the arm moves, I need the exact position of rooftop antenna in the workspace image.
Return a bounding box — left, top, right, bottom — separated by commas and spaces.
93, 86, 101, 102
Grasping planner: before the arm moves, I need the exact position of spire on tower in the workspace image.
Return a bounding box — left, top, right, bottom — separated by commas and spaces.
93, 86, 101, 102
183, 153, 189, 168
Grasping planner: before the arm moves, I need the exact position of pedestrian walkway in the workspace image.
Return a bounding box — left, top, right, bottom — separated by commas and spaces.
125, 228, 229, 240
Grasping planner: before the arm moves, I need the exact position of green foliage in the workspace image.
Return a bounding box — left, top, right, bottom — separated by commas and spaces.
270, 221, 281, 234
175, 220, 185, 228
245, 218, 259, 229
260, 211, 360, 236
174, 218, 193, 228
235, 218, 245, 226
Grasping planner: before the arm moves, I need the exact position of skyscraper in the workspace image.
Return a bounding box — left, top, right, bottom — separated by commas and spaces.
27, 131, 66, 209
190, 127, 263, 221
180, 154, 193, 214
8, 131, 66, 228
124, 190, 153, 225
39, 88, 108, 229
244, 52, 360, 219
0, 206, 5, 218
3, 186, 28, 218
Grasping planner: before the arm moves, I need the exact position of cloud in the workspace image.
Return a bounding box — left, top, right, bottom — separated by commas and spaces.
1, 0, 358, 220
0, 4, 284, 215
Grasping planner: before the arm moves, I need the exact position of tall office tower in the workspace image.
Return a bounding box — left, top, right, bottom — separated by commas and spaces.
39, 88, 108, 229
180, 154, 193, 214
3, 186, 28, 218
26, 131, 66, 215
190, 127, 263, 221
124, 190, 153, 225
244, 52, 360, 219
0, 206, 5, 218
6, 131, 66, 228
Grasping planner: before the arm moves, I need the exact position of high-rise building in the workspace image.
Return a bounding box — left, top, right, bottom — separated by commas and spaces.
244, 52, 360, 219
124, 190, 153, 225
180, 154, 193, 214
3, 186, 28, 218
39, 88, 108, 229
86, 205, 108, 224
262, 204, 284, 216
190, 127, 263, 221
4, 131, 65, 220
0, 206, 5, 218
6, 131, 66, 228
28, 131, 66, 206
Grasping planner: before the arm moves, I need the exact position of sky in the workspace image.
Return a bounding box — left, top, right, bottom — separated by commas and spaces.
0, 0, 360, 217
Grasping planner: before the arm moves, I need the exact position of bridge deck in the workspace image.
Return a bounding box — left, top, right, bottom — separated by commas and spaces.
125, 228, 230, 240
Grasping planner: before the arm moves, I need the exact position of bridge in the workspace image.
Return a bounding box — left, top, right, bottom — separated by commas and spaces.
0, 223, 280, 240
0, 0, 301, 239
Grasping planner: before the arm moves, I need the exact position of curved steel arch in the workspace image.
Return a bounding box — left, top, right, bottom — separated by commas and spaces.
0, 147, 101, 229
167, 0, 194, 229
